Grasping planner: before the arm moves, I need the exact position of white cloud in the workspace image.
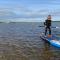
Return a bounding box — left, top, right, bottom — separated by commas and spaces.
0, 6, 60, 22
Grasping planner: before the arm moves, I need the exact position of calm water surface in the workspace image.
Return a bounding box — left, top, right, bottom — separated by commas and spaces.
0, 22, 60, 60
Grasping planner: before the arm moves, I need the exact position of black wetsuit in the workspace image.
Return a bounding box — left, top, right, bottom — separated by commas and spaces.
44, 20, 51, 35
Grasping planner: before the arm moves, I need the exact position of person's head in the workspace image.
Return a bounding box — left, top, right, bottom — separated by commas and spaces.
47, 15, 51, 20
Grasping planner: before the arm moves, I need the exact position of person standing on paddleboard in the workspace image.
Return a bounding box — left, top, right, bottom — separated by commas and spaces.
44, 15, 51, 37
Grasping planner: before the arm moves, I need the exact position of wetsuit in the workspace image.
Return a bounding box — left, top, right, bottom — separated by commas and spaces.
44, 20, 51, 35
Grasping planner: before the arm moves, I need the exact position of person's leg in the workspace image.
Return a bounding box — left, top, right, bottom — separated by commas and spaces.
45, 27, 47, 35
48, 27, 51, 35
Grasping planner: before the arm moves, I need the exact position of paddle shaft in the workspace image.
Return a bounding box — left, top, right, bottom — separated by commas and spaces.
39, 26, 59, 28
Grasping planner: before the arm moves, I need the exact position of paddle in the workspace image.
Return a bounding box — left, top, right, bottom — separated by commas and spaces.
39, 26, 60, 28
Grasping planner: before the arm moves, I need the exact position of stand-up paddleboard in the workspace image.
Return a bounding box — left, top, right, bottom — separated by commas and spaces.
40, 33, 60, 48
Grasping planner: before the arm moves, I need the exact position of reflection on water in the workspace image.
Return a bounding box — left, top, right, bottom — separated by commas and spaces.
41, 42, 51, 60
0, 22, 60, 60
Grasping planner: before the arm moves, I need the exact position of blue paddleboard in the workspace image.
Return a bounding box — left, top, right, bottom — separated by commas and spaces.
40, 33, 60, 48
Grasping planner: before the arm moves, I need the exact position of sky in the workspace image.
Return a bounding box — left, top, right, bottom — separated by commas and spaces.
0, 0, 60, 22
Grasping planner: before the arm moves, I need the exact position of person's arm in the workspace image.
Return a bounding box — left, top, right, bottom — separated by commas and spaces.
50, 20, 51, 26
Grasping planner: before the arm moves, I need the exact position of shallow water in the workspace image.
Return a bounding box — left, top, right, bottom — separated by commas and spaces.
0, 22, 60, 60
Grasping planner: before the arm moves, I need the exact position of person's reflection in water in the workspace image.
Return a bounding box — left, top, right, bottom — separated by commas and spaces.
41, 41, 53, 60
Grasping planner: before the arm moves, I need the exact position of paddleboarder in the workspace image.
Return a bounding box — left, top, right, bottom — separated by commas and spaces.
44, 15, 51, 37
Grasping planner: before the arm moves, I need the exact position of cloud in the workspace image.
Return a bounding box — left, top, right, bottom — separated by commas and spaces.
0, 5, 60, 22
0, 7, 48, 19
51, 0, 60, 4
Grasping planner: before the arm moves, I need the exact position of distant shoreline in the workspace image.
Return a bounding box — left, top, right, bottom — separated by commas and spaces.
0, 21, 60, 23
